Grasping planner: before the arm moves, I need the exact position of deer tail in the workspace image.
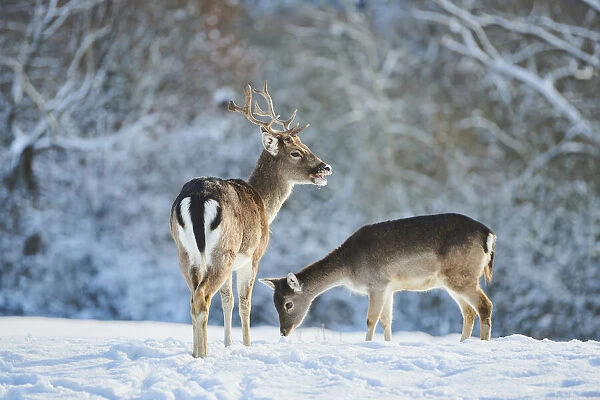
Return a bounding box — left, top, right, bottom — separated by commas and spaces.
483, 232, 496, 284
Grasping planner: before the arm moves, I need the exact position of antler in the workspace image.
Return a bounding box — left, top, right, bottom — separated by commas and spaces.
228, 81, 309, 136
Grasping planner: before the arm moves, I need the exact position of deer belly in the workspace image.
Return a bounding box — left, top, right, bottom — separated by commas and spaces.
390, 253, 443, 291
392, 275, 442, 292
341, 278, 369, 295
232, 254, 251, 271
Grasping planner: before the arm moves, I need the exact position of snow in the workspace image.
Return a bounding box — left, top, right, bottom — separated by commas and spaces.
1, 317, 599, 399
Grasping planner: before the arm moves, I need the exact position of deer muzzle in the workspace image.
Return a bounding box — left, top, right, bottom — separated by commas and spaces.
311, 163, 332, 186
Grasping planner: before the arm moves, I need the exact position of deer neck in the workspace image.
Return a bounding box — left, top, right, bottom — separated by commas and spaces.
248, 151, 293, 223
297, 252, 347, 299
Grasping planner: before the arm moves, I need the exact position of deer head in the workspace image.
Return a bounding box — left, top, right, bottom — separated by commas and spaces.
260, 273, 312, 337
228, 81, 332, 186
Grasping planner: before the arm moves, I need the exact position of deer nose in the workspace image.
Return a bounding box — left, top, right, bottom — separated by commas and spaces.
319, 164, 332, 174
280, 328, 287, 336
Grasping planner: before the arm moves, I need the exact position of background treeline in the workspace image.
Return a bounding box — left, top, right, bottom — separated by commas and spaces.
1, 0, 598, 340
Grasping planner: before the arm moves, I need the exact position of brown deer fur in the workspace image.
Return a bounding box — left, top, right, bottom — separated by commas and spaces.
261, 213, 496, 342
170, 82, 331, 357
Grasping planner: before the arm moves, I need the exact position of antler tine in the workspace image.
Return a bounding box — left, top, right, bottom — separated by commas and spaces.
290, 123, 310, 136
227, 84, 250, 112
228, 84, 273, 129
253, 102, 280, 120
281, 109, 298, 130
255, 82, 309, 135
229, 81, 310, 136
252, 81, 279, 121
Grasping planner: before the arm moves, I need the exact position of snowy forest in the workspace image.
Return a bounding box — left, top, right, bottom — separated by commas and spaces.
0, 0, 598, 341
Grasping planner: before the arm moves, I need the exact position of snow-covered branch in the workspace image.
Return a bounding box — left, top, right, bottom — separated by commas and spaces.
42, 0, 108, 37
411, 3, 596, 140
65, 25, 111, 79
509, 137, 599, 194
467, 12, 599, 68
0, 0, 120, 193
579, 0, 600, 14
0, 56, 58, 133
536, 16, 600, 42
457, 114, 525, 155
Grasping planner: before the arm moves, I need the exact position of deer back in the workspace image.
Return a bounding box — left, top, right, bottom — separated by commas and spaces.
331, 214, 494, 289
170, 177, 270, 269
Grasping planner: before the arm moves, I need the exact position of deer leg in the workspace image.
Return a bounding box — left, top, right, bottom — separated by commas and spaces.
237, 261, 256, 347
191, 285, 212, 358
448, 290, 477, 341
366, 291, 386, 341
458, 299, 477, 341
454, 297, 477, 342
379, 295, 394, 341
189, 256, 232, 358
220, 275, 234, 347
463, 287, 493, 340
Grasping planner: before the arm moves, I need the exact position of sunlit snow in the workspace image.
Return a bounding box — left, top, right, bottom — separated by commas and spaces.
1, 317, 599, 399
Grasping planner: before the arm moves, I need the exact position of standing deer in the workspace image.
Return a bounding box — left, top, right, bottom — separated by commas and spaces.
261, 213, 496, 342
170, 82, 332, 357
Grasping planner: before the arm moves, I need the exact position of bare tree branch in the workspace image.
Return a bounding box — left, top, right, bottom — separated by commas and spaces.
0, 0, 120, 194
66, 25, 110, 79
474, 13, 600, 68
43, 0, 108, 37
411, 6, 595, 140
536, 16, 600, 42
0, 56, 58, 133
441, 33, 590, 133
579, 0, 600, 14
457, 114, 525, 155
511, 138, 599, 193
434, 0, 501, 59
34, 114, 161, 152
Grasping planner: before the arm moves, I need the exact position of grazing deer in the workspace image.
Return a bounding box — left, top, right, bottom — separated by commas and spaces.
170, 82, 332, 357
261, 213, 496, 342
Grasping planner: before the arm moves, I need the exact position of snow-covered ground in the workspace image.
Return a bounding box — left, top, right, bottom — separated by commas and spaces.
1, 317, 599, 399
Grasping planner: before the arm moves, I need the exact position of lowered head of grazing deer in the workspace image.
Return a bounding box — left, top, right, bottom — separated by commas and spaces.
260, 272, 314, 337
170, 81, 331, 357
262, 213, 496, 342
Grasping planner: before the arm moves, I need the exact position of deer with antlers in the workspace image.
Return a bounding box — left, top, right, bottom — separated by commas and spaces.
170, 82, 331, 358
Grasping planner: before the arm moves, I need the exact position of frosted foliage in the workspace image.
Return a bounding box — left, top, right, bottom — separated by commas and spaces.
1, 0, 599, 340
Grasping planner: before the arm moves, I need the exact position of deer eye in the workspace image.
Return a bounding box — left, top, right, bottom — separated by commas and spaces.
285, 301, 294, 311
290, 151, 302, 159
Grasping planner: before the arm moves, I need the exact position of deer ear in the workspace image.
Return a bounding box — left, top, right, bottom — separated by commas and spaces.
261, 128, 279, 156
259, 278, 277, 290
286, 273, 302, 293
